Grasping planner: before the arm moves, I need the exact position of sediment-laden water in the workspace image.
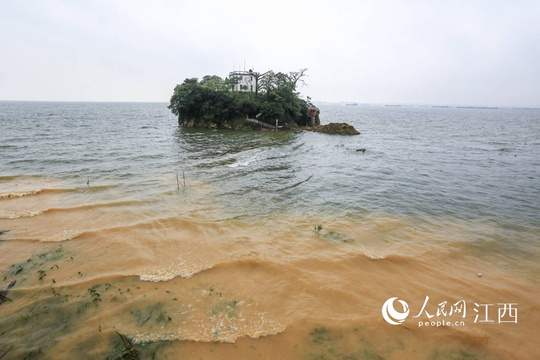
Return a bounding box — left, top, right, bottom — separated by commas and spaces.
0, 101, 539, 359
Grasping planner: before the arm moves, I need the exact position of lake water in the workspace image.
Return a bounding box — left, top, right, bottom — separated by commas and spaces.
0, 101, 539, 359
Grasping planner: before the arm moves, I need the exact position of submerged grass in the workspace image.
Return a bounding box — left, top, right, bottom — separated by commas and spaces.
211, 300, 238, 318
0, 274, 171, 359
0, 292, 85, 358
105, 335, 165, 360
305, 326, 496, 360
305, 326, 403, 360
429, 348, 489, 360
307, 327, 377, 360
318, 229, 355, 244
3, 245, 69, 284
130, 302, 172, 327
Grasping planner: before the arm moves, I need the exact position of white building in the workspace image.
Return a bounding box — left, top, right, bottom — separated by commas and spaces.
228, 70, 257, 92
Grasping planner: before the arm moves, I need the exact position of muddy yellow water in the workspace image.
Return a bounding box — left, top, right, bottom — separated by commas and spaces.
0, 177, 538, 360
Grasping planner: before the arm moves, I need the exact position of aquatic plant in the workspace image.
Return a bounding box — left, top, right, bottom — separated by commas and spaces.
37, 269, 47, 281
211, 300, 238, 318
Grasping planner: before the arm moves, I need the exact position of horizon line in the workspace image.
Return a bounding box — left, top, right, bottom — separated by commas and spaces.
1, 99, 538, 109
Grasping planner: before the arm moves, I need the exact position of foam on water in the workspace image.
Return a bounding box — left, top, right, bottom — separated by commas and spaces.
138, 259, 215, 282
128, 309, 286, 344
0, 190, 41, 199
0, 209, 44, 219
41, 229, 83, 242
362, 250, 386, 260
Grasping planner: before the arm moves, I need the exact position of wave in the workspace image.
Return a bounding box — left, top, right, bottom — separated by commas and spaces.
0, 213, 212, 242
0, 175, 23, 181
226, 152, 263, 168
128, 311, 286, 344
0, 199, 140, 220
280, 175, 313, 191
0, 209, 44, 219
40, 229, 83, 242
0, 228, 83, 242
0, 188, 71, 200
0, 190, 41, 199
0, 184, 119, 200
136, 248, 391, 284
138, 260, 215, 282
81, 215, 224, 239
43, 200, 143, 213
227, 158, 256, 168
363, 250, 387, 260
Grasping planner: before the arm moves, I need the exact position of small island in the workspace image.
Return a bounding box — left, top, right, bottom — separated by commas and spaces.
168, 68, 319, 130
168, 68, 359, 135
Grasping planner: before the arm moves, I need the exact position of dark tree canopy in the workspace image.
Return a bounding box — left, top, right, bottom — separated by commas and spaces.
168, 69, 318, 128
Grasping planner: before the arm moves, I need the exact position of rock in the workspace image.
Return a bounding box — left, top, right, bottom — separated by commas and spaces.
307, 123, 360, 135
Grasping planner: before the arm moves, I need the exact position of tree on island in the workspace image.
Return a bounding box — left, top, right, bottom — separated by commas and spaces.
168, 69, 319, 129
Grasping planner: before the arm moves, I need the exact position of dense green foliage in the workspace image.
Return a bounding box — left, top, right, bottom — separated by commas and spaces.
168, 70, 317, 128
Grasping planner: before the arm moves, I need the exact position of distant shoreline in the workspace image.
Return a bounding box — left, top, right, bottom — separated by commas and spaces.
313, 102, 540, 110
1, 100, 538, 110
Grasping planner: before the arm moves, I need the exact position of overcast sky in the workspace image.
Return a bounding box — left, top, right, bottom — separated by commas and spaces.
1, 0, 539, 107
